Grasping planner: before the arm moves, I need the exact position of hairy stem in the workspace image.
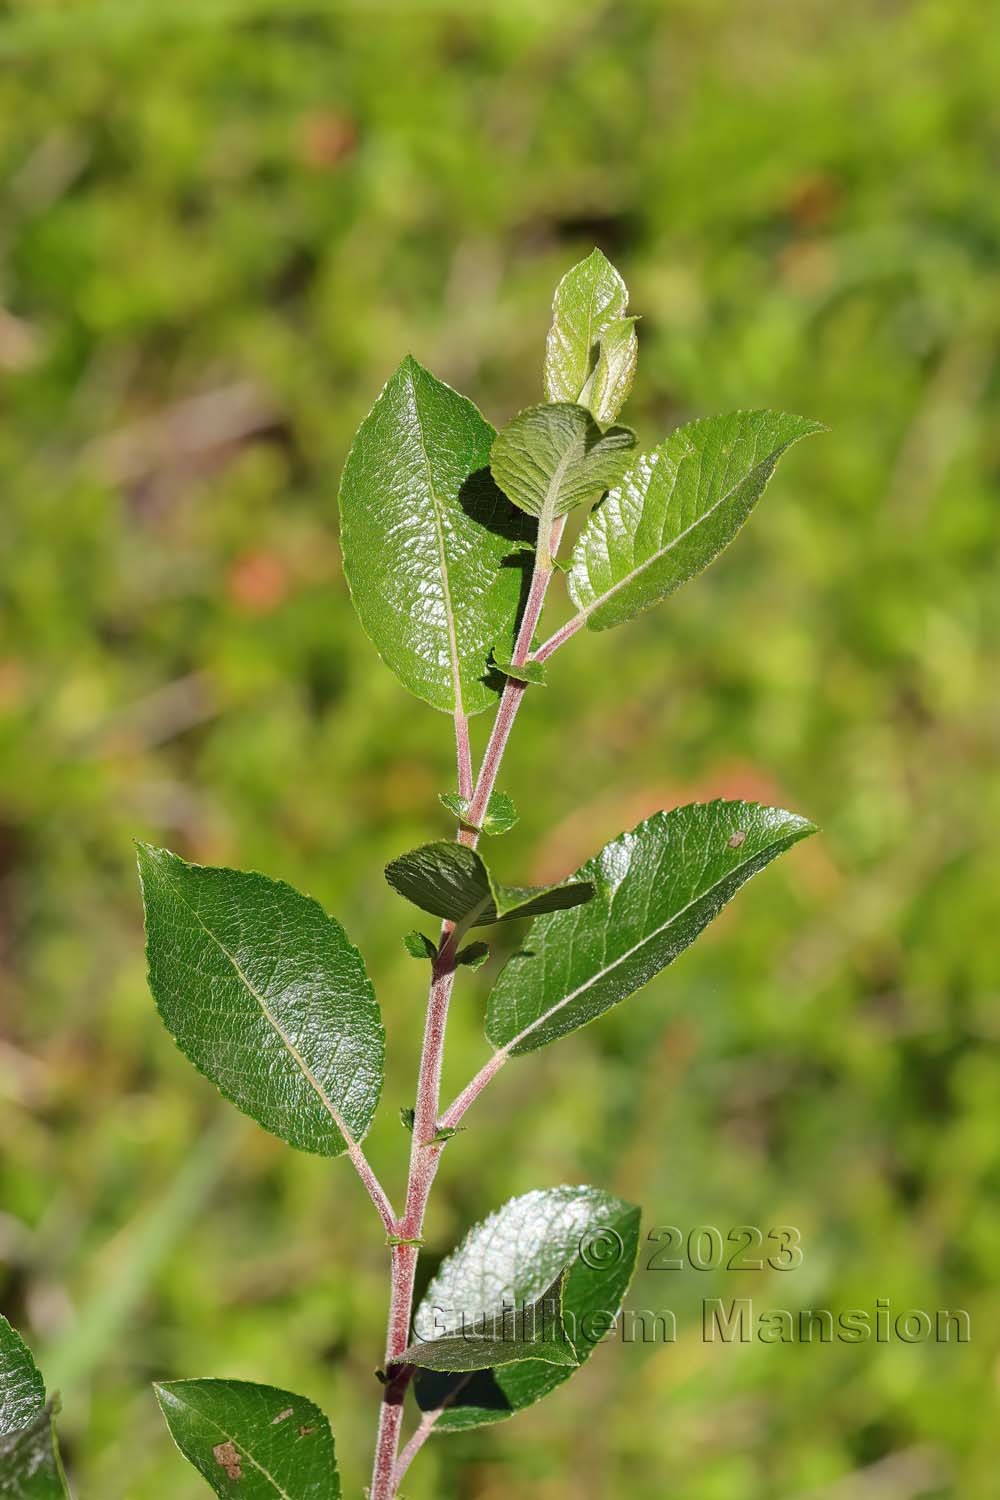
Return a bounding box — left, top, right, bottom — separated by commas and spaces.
534, 606, 586, 662
454, 710, 473, 802
459, 515, 566, 843
438, 1046, 509, 1132
369, 513, 566, 1500
346, 1143, 398, 1234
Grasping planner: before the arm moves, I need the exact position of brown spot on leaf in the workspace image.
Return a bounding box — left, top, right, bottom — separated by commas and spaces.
213, 1440, 243, 1480
298, 1425, 315, 1437
727, 830, 747, 849
272, 1407, 294, 1425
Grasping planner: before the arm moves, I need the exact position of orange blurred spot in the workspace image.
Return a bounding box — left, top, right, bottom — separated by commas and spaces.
299, 111, 358, 170
0, 659, 26, 712
227, 549, 290, 614
786, 172, 840, 230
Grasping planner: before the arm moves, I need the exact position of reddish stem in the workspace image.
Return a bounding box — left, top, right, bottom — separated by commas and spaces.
369, 513, 566, 1499
533, 606, 587, 662
345, 1142, 397, 1235
454, 710, 473, 802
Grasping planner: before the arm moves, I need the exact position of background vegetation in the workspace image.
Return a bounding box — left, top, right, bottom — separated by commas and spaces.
1, 1, 997, 1495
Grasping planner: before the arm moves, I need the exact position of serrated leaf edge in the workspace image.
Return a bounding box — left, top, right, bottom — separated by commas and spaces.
487, 803, 817, 1055
570, 410, 826, 630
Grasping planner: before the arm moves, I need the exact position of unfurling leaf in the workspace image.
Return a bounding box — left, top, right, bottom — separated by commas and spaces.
490, 403, 635, 522
413, 1186, 639, 1430
155, 1379, 340, 1499
404, 930, 438, 960
486, 801, 816, 1054
455, 940, 490, 971
137, 845, 384, 1157
401, 1270, 576, 1373
577, 316, 639, 427
491, 654, 546, 686
439, 790, 519, 837
384, 842, 593, 928
544, 249, 635, 422
400, 1107, 416, 1132
569, 410, 824, 631
339, 356, 532, 716
0, 1316, 69, 1500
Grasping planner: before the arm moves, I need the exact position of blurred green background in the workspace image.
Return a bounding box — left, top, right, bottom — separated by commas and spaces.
1, 1, 998, 1495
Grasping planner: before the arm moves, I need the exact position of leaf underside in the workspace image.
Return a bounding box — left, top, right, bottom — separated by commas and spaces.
384, 841, 593, 928
569, 409, 824, 631
155, 1379, 340, 1499
413, 1186, 639, 1430
339, 355, 533, 715
138, 845, 384, 1157
486, 801, 816, 1054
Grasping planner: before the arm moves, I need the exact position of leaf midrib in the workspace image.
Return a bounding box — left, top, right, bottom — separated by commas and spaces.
408, 368, 465, 716
574, 439, 786, 620
495, 835, 791, 1052
155, 864, 359, 1153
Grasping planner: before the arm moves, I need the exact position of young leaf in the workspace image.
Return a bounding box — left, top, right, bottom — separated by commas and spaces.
412, 1185, 639, 1430
403, 930, 438, 960
155, 1379, 339, 1499
137, 845, 384, 1158
384, 842, 593, 928
400, 1269, 576, 1373
491, 654, 546, 686
455, 941, 490, 971
568, 410, 824, 631
577, 316, 639, 427
339, 357, 532, 716
544, 249, 633, 420
0, 1317, 68, 1500
439, 790, 519, 836
486, 801, 815, 1054
490, 403, 636, 521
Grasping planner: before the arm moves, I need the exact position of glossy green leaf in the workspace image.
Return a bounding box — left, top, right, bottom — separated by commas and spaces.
0, 1410, 67, 1500
339, 356, 532, 715
492, 654, 546, 686
487, 801, 816, 1054
413, 1185, 639, 1430
490, 403, 636, 521
401, 1270, 575, 1373
455, 941, 490, 971
0, 1317, 68, 1500
568, 411, 824, 631
0, 1317, 45, 1437
155, 1379, 339, 1499
544, 249, 634, 421
577, 316, 639, 427
403, 930, 437, 960
384, 842, 593, 928
439, 790, 519, 836
138, 845, 384, 1157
